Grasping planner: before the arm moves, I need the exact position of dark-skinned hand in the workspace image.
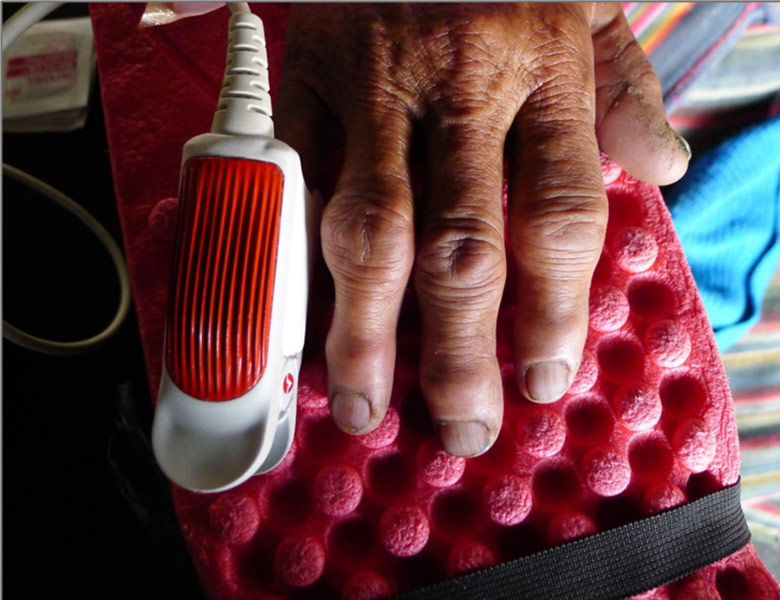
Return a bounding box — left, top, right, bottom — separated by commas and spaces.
274, 3, 690, 457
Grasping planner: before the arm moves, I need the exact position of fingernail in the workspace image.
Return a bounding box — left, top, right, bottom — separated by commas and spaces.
524, 361, 571, 403
438, 421, 490, 457
673, 129, 692, 160
331, 393, 371, 432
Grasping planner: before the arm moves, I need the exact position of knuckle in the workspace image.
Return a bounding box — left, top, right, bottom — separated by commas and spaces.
416, 218, 506, 304
322, 188, 413, 287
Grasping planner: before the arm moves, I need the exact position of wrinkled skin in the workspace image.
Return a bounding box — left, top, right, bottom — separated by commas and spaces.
274, 3, 690, 457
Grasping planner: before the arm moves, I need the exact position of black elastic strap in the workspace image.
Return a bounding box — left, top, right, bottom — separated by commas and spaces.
395, 480, 749, 600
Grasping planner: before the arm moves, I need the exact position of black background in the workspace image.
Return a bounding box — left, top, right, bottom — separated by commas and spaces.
3, 4, 203, 598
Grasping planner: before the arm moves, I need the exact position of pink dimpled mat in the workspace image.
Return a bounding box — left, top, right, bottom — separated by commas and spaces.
90, 4, 780, 600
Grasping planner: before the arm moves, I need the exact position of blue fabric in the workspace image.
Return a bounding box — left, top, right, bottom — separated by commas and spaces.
665, 115, 780, 351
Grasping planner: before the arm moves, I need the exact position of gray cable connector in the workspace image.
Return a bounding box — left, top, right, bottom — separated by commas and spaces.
211, 9, 274, 137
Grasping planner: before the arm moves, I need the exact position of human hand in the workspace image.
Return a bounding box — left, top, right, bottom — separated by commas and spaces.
274, 3, 690, 457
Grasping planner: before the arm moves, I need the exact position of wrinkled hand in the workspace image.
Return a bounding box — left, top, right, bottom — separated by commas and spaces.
275, 3, 689, 457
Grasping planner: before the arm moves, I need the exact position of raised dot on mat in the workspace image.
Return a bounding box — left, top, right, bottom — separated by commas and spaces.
589, 286, 630, 332
611, 227, 658, 273
483, 474, 533, 526
341, 571, 393, 600
416, 439, 466, 487
296, 363, 329, 410
642, 482, 686, 515
547, 511, 597, 544
582, 445, 632, 497
568, 350, 598, 394
660, 372, 707, 418
357, 406, 400, 449
147, 197, 179, 242
597, 336, 644, 382
613, 384, 661, 431
313, 465, 363, 517
446, 542, 496, 577
645, 320, 691, 367
274, 534, 325, 587
672, 418, 716, 473
209, 493, 260, 545
628, 432, 674, 481
516, 407, 566, 458
565, 397, 614, 446
379, 504, 430, 557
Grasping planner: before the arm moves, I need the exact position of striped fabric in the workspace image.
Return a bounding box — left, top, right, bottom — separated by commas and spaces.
624, 2, 780, 555
667, 24, 780, 141
622, 2, 695, 56
724, 268, 780, 548
624, 2, 780, 112
680, 25, 780, 110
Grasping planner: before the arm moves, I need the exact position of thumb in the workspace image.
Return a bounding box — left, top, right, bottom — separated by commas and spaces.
591, 5, 690, 186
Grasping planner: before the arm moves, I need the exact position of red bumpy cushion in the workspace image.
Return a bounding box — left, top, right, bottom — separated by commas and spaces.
90, 4, 780, 599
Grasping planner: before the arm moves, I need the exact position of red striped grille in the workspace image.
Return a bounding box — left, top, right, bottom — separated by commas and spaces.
166, 156, 284, 401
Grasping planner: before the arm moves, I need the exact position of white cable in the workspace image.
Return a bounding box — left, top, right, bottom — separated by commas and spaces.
1, 2, 63, 51
2, 164, 133, 355
211, 4, 273, 137
227, 3, 251, 16
3, 4, 132, 355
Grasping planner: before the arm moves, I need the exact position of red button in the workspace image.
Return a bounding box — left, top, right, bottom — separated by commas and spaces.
283, 373, 294, 394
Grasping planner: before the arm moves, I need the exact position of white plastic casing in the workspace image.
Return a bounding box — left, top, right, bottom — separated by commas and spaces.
152, 133, 312, 493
